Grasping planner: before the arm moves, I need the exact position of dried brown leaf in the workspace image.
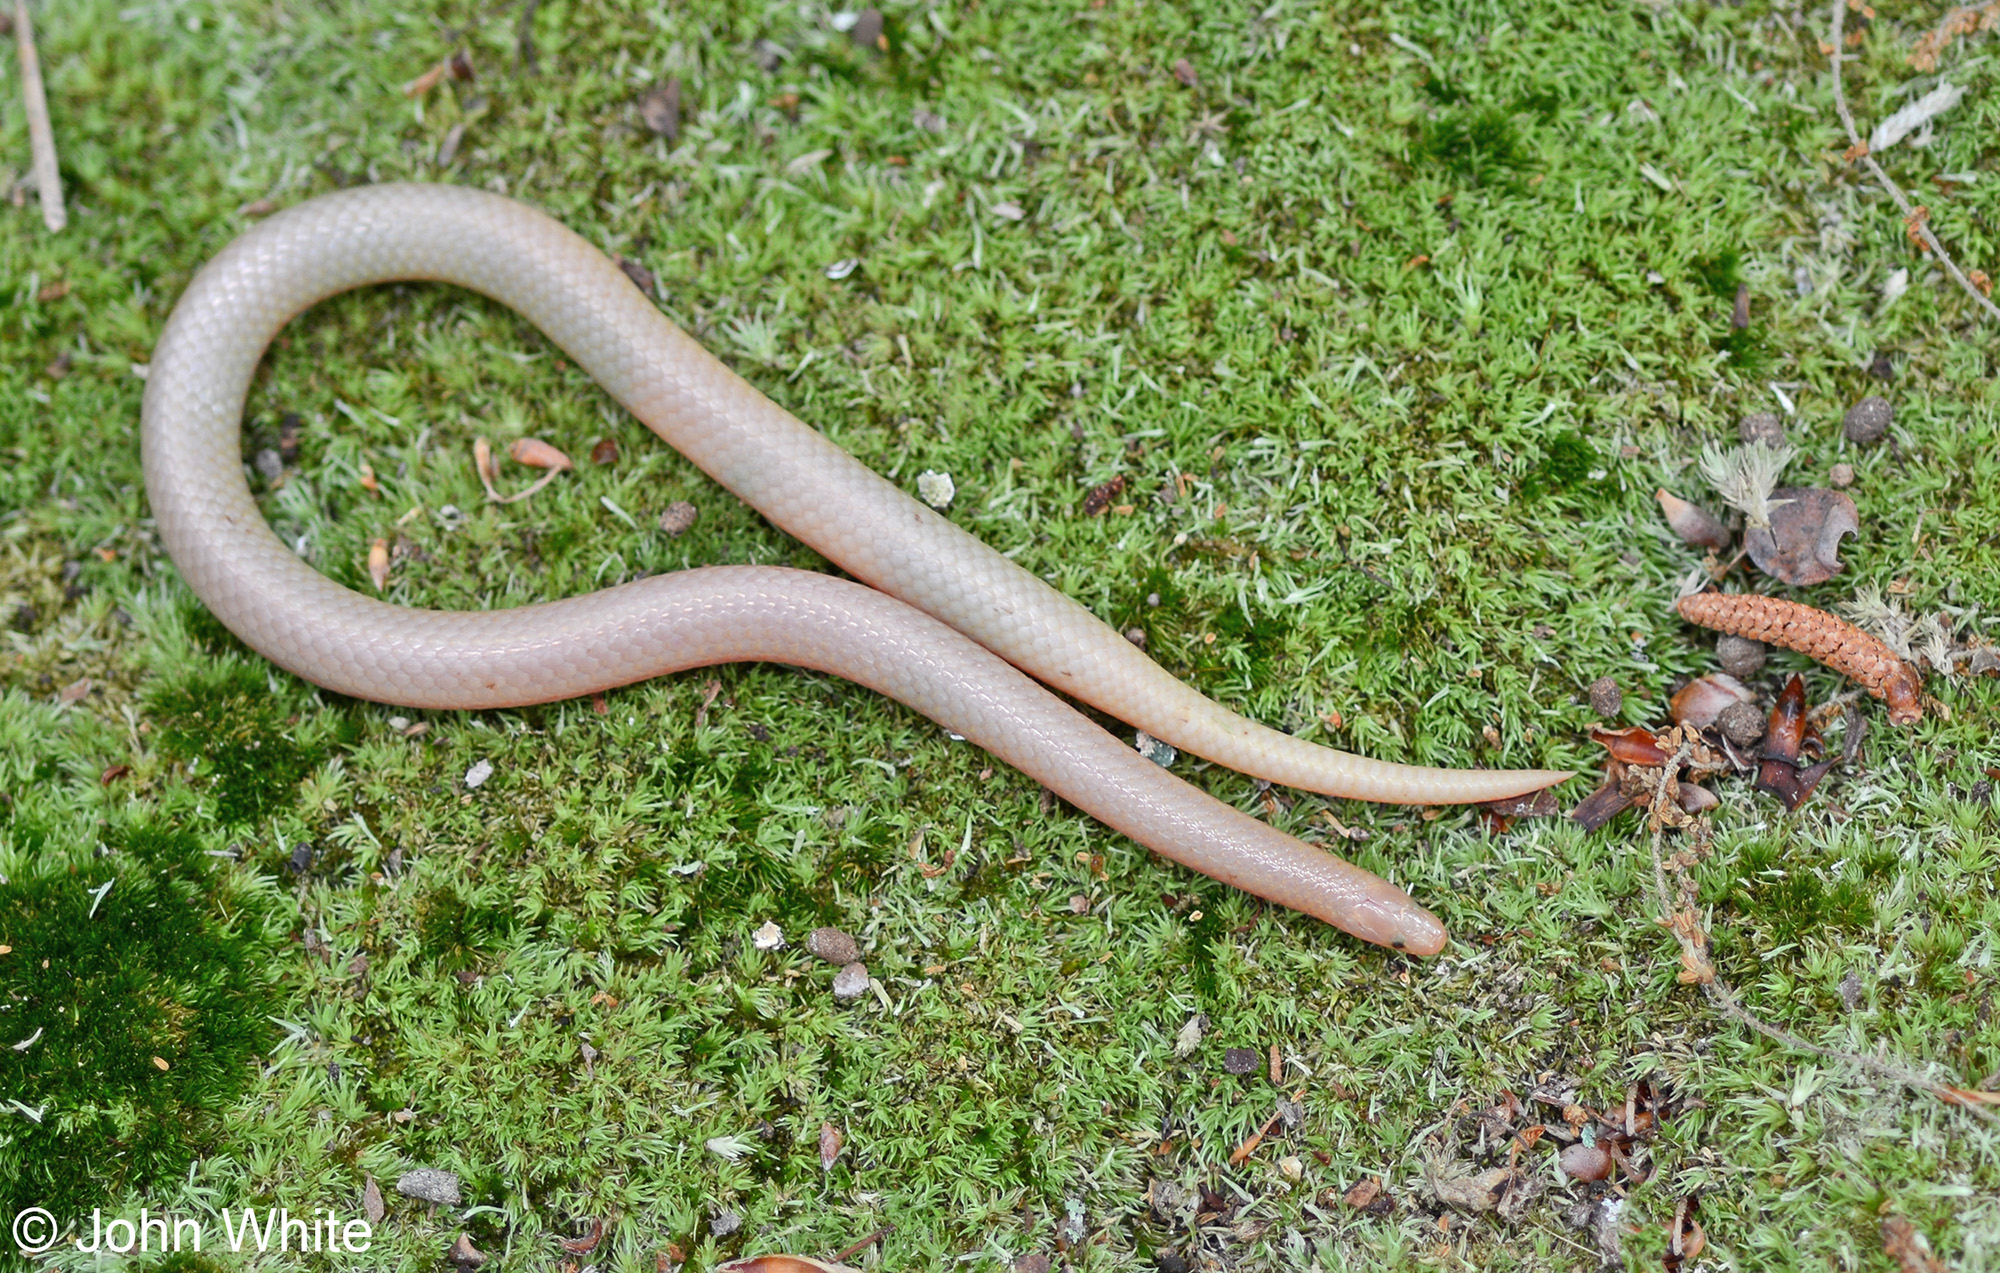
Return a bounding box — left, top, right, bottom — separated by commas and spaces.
1744, 487, 1859, 586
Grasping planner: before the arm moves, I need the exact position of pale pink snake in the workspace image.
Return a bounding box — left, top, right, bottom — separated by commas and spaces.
141, 184, 1569, 954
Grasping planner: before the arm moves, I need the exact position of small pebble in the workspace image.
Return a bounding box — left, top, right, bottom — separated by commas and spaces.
751, 920, 785, 951
1829, 462, 1854, 488
1716, 700, 1766, 747
1738, 412, 1785, 446
832, 961, 870, 1000
1278, 1155, 1304, 1182
804, 926, 860, 965
1588, 676, 1622, 718
1123, 626, 1147, 648
1838, 969, 1864, 1010
1222, 1047, 1260, 1075
709, 1208, 741, 1238
254, 448, 285, 481
464, 759, 493, 790
1155, 1254, 1190, 1273
1559, 1143, 1613, 1183
1715, 634, 1767, 678
1843, 396, 1892, 445
397, 1168, 462, 1206
659, 500, 698, 536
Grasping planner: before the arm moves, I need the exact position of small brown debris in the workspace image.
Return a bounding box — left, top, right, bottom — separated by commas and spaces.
1013, 1255, 1050, 1273
1269, 1043, 1283, 1084
832, 962, 869, 999
1655, 489, 1732, 551
1222, 1047, 1260, 1074
1677, 782, 1720, 813
805, 926, 860, 965
1843, 395, 1892, 445
590, 438, 620, 465
402, 62, 446, 97
1663, 1196, 1705, 1271
57, 676, 90, 706
1172, 57, 1198, 87
362, 1175, 385, 1225
1342, 1178, 1381, 1209
659, 500, 699, 536
1882, 1214, 1946, 1273
1715, 634, 1766, 677
447, 1233, 486, 1268
1677, 593, 1922, 723
563, 1218, 607, 1253
1669, 673, 1755, 730
850, 8, 885, 51
1716, 700, 1766, 746
617, 255, 657, 296
369, 538, 391, 590
447, 50, 475, 82
1082, 474, 1126, 516
100, 764, 129, 785
1738, 412, 1785, 446
1830, 462, 1855, 488
1591, 725, 1671, 767
1730, 283, 1751, 330
1745, 487, 1858, 587
639, 78, 682, 140
1559, 1142, 1612, 1182
819, 1122, 844, 1170
509, 437, 573, 470
1432, 1166, 1515, 1212
1589, 676, 1622, 718
151, 1055, 170, 1071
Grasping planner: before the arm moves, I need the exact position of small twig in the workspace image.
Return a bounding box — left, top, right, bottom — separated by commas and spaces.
1642, 747, 2000, 1128
1829, 0, 2000, 323
13, 0, 66, 233
829, 1224, 892, 1264
516, 0, 539, 74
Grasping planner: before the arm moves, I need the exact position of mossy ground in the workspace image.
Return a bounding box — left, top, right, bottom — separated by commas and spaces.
3, 0, 1999, 1269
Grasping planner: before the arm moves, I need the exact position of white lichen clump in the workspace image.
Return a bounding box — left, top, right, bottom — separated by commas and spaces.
1698, 441, 1794, 531
916, 470, 955, 510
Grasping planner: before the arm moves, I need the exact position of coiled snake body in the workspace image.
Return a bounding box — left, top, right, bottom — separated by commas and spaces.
141, 184, 1569, 954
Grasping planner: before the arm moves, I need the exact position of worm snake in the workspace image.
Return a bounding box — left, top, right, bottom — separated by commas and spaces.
140, 184, 1570, 954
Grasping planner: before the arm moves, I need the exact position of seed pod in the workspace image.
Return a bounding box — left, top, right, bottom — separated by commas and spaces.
1676, 592, 1921, 724
508, 437, 574, 471
1655, 489, 1732, 551
1669, 673, 1755, 730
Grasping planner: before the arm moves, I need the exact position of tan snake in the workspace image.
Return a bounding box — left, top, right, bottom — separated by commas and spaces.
140, 184, 1569, 955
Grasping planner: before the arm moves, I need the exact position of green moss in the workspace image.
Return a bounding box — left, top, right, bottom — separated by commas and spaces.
0, 825, 280, 1223
1723, 842, 1875, 944
143, 662, 349, 826
1520, 430, 1600, 501
1413, 106, 1529, 186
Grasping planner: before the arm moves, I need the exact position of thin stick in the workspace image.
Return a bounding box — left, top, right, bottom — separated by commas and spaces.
12, 0, 65, 232
829, 1224, 891, 1264
1829, 0, 2000, 323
